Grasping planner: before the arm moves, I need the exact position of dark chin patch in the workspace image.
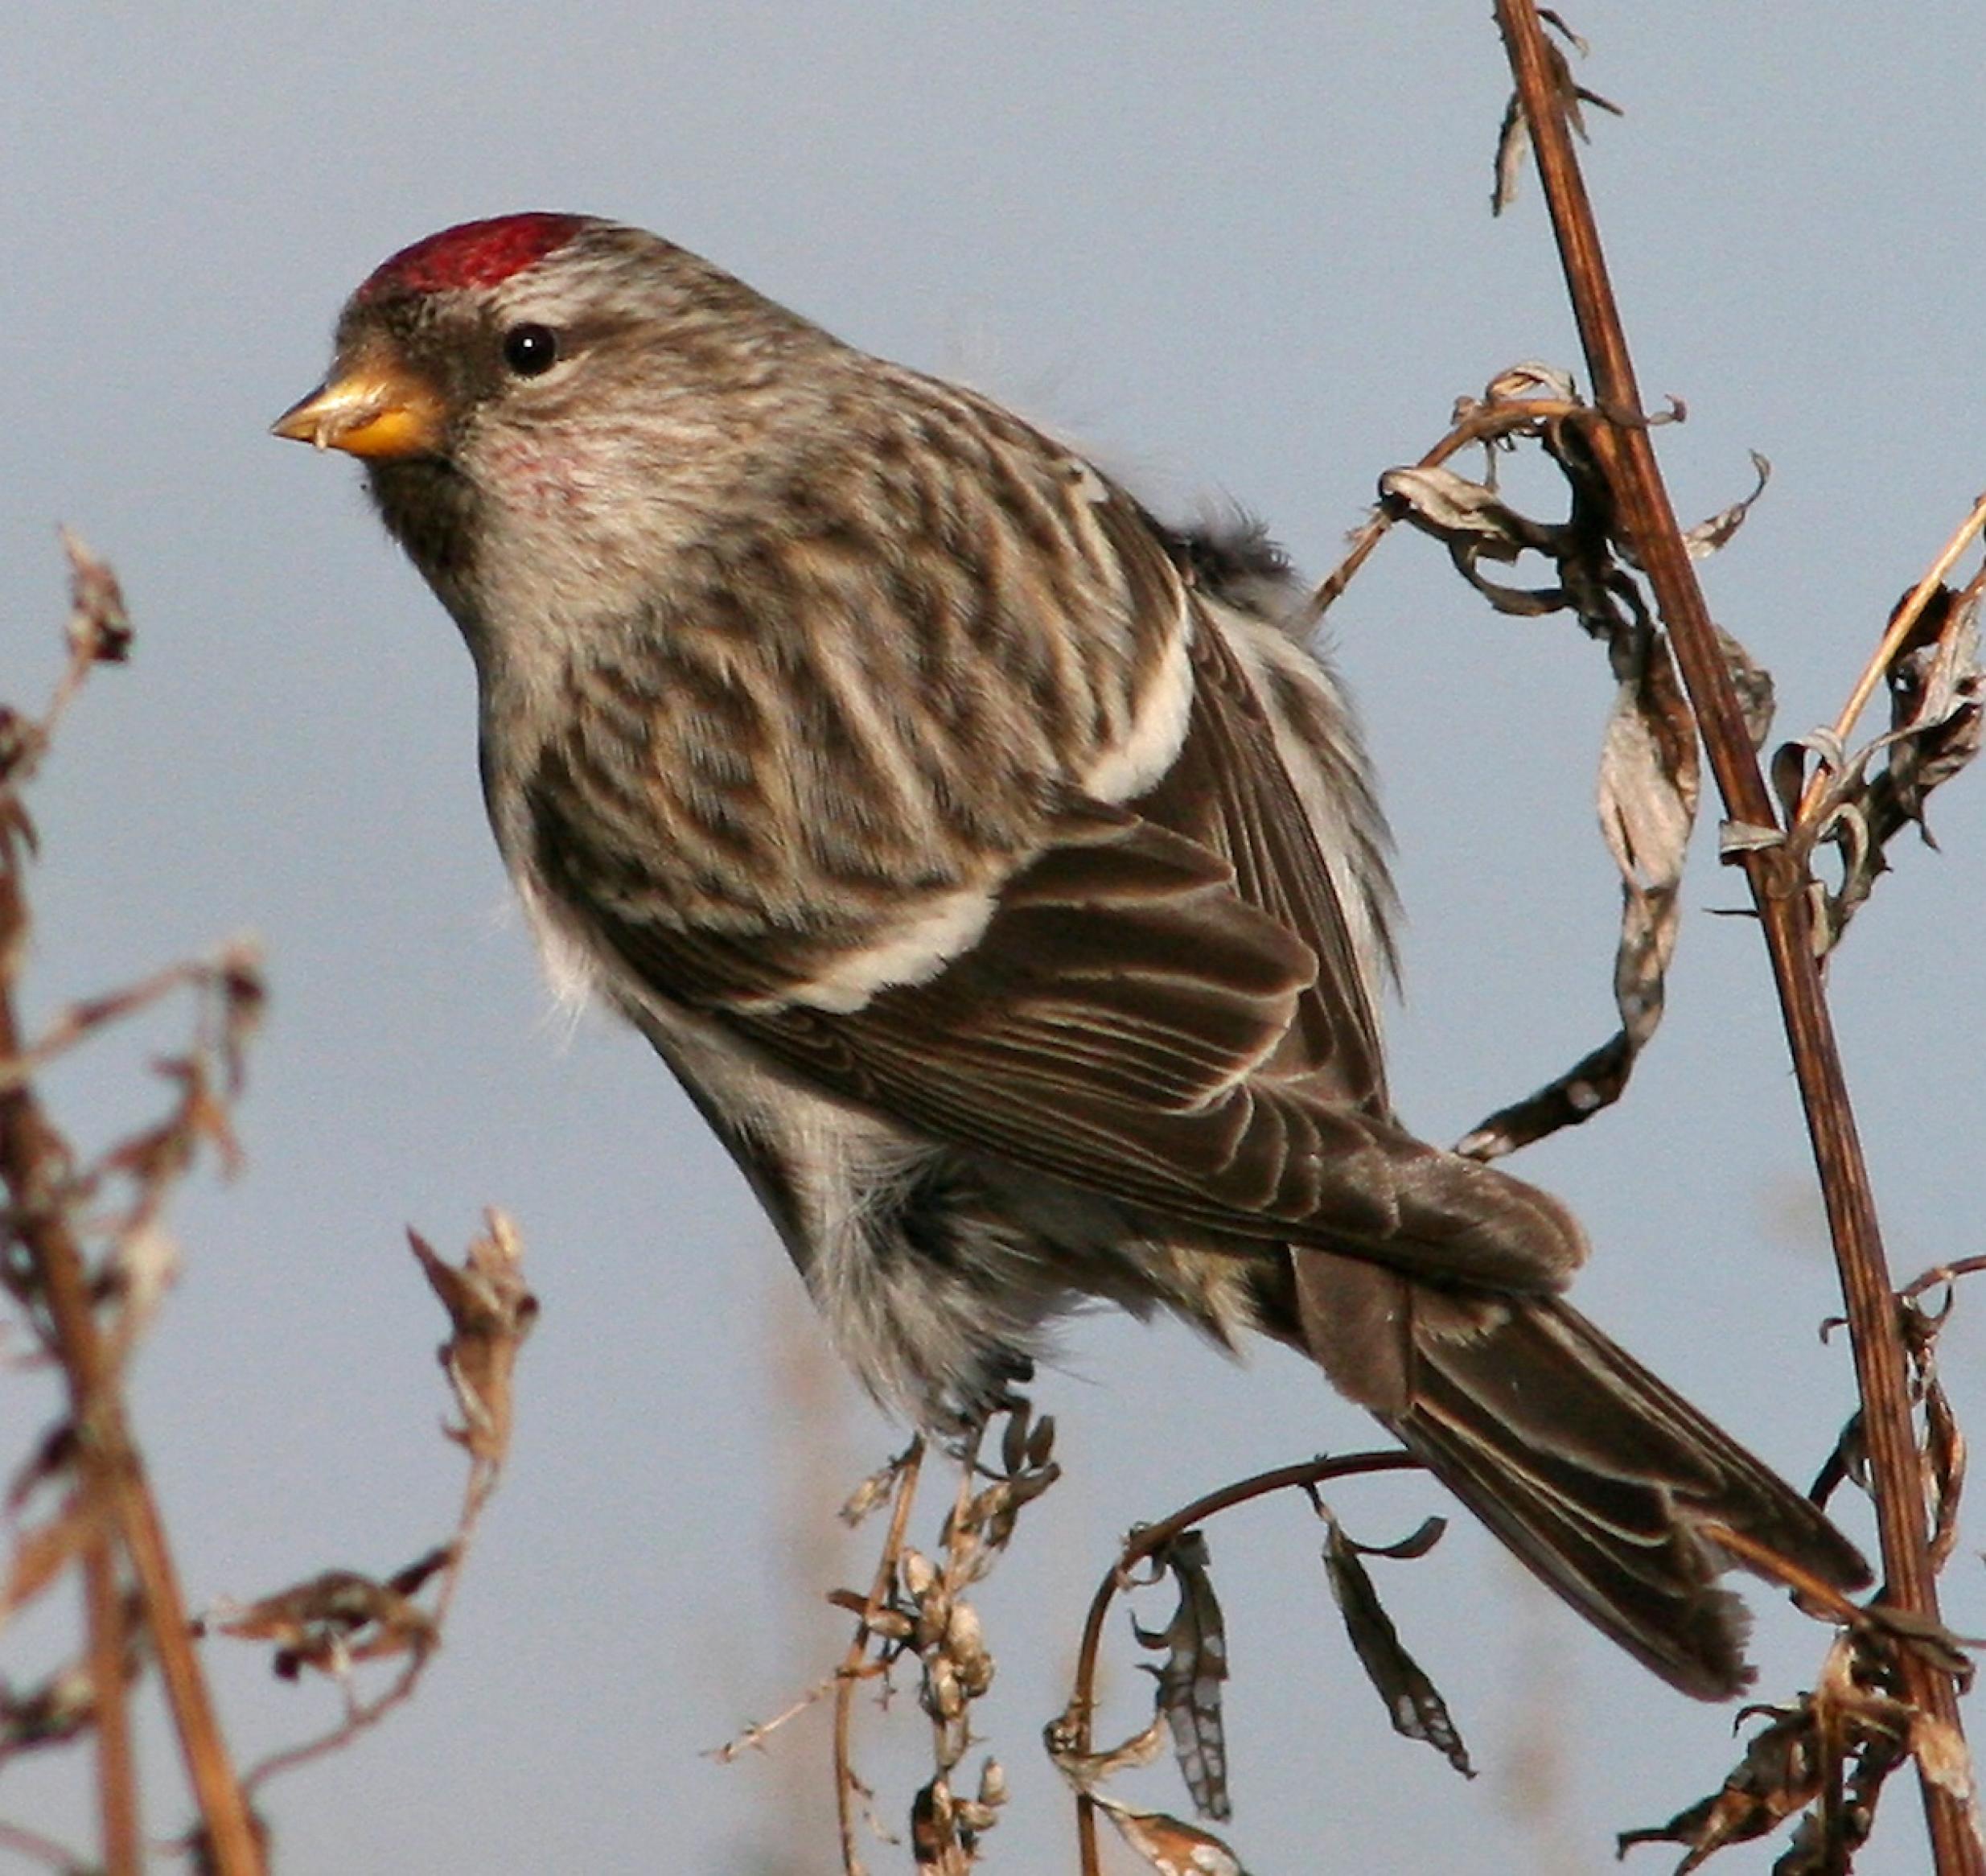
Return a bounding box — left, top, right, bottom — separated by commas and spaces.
367, 455, 483, 596
358, 213, 590, 302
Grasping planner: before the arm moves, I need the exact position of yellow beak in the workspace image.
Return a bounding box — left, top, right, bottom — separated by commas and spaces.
270, 360, 446, 460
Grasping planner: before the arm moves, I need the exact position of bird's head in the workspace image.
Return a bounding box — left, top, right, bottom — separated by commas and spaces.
273, 212, 832, 639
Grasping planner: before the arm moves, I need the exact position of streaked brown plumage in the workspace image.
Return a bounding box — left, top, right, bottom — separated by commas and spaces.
276, 213, 1868, 1697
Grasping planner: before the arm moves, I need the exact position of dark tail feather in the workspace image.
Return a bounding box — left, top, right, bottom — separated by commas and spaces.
1382, 1294, 1870, 1699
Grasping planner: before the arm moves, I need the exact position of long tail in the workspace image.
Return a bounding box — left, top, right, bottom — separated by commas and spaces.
1373, 1291, 1869, 1697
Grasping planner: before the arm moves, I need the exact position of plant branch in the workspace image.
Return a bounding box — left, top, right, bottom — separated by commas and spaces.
1068, 1451, 1421, 1876
0, 626, 261, 1874
1492, 6, 1980, 1869
834, 1436, 923, 1874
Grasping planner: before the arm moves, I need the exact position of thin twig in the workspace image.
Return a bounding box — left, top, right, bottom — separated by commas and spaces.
0, 1816, 88, 1870
1492, 7, 1981, 1870
835, 1437, 923, 1874
239, 1463, 494, 1792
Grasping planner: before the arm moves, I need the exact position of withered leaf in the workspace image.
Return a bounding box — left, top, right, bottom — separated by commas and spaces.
0, 1661, 103, 1763
1878, 583, 1983, 841
409, 1208, 537, 1468
204, 1567, 437, 1681
1618, 1704, 1823, 1869
2, 1491, 106, 1625
1131, 1530, 1232, 1821
1787, 582, 1984, 952
60, 528, 133, 667
1490, 12, 1623, 215
1321, 1514, 1472, 1778
1378, 465, 1569, 562
1682, 452, 1771, 561
1044, 1708, 1168, 1792
1458, 627, 1695, 1160
1717, 623, 1778, 751
1095, 1796, 1252, 1876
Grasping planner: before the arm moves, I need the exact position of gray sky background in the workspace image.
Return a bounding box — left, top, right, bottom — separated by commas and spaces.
6, 7, 1984, 1872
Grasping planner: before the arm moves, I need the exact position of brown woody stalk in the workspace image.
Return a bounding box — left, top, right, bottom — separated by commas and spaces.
0, 752, 261, 1870
1491, 6, 1980, 1870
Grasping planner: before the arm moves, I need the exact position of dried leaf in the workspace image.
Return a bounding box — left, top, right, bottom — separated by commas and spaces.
841, 1448, 915, 1526
1131, 1530, 1232, 1820
1491, 13, 1623, 214
1321, 1515, 1473, 1778
1923, 1369, 1966, 1574
1618, 1704, 1824, 1868
409, 1208, 537, 1467
202, 1567, 438, 1681
1877, 582, 1983, 839
1484, 360, 1577, 404
1458, 627, 1695, 1160
1044, 1708, 1169, 1792
1789, 583, 1984, 952
60, 528, 133, 667
1095, 1796, 1251, 1876
1717, 623, 1778, 750
1, 1492, 104, 1625
1378, 465, 1569, 560
0, 1660, 103, 1763
1682, 452, 1771, 560
1622, 1638, 1942, 1873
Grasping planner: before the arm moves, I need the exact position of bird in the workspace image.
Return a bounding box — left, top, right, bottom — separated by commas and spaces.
273, 212, 1868, 1697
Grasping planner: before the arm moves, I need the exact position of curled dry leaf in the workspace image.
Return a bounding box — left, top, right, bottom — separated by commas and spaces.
1817, 1256, 1978, 1572
59, 529, 134, 669
1044, 1708, 1169, 1794
1491, 8, 1623, 215
1874, 581, 1984, 841
409, 1208, 537, 1469
1681, 452, 1772, 562
1386, 375, 1780, 1160
202, 1568, 438, 1681
1616, 1635, 1952, 1872
1093, 1795, 1252, 1876
1458, 623, 1696, 1161
1321, 1512, 1473, 1779
1, 1659, 113, 1765
1715, 623, 1777, 751
841, 1445, 919, 1527
2, 1491, 106, 1628
1784, 582, 1984, 952
1130, 1530, 1232, 1822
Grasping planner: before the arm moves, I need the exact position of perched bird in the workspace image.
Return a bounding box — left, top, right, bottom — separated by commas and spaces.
275, 212, 1867, 1697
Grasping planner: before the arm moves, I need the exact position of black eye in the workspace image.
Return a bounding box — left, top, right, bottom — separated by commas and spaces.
501, 323, 560, 377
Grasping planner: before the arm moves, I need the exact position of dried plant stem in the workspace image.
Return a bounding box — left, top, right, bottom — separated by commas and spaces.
1800, 491, 1986, 824
835, 1437, 924, 1874
0, 936, 258, 1873
0, 1817, 88, 1870
240, 1463, 494, 1793
1492, 6, 1980, 1870
0, 643, 260, 1873
80, 1543, 138, 1873
1070, 1452, 1421, 1876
